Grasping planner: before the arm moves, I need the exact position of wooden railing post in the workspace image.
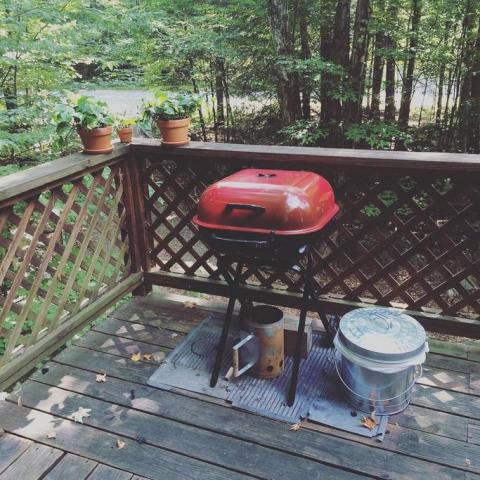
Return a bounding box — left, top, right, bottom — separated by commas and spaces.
121, 154, 151, 296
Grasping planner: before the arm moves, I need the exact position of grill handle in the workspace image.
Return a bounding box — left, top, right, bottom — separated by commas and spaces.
225, 203, 266, 215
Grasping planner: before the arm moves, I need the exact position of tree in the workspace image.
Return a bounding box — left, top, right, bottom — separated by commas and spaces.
398, 0, 422, 127
344, 0, 370, 124
267, 0, 302, 125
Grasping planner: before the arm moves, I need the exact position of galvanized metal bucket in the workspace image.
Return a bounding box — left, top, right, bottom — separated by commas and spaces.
334, 307, 428, 415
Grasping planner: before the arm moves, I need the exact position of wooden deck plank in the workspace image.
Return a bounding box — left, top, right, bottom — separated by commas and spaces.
3, 292, 480, 480
75, 307, 480, 419
53, 345, 158, 384
93, 317, 184, 349
71, 321, 470, 441
0, 443, 63, 480
468, 420, 480, 446
108, 295, 480, 398
110, 298, 205, 333
33, 349, 479, 478
413, 384, 480, 419
33, 360, 469, 445
14, 380, 364, 480
0, 433, 32, 474
426, 353, 480, 375
87, 464, 133, 480
0, 402, 253, 480
75, 330, 169, 362
59, 334, 472, 442
44, 453, 97, 479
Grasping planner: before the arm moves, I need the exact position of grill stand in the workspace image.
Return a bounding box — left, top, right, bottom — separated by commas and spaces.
209, 248, 334, 406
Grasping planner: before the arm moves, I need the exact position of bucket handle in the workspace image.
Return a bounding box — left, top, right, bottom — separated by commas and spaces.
334, 357, 422, 403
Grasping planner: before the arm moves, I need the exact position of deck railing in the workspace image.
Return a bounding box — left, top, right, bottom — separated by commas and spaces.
0, 139, 479, 389
0, 145, 144, 389
131, 140, 480, 337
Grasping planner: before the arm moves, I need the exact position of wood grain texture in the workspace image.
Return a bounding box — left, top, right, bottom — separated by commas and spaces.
4, 292, 480, 479
131, 140, 480, 172
44, 453, 97, 479
0, 443, 63, 480
0, 144, 128, 207
31, 359, 477, 472
0, 402, 253, 480
16, 380, 363, 480
0, 434, 32, 474
87, 464, 133, 480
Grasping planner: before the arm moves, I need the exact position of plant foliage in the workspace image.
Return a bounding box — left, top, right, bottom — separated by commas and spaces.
142, 92, 201, 122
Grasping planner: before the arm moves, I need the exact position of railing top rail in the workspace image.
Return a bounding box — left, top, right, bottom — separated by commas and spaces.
131, 139, 480, 173
0, 144, 128, 208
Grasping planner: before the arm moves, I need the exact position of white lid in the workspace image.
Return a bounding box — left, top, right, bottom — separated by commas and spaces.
337, 307, 427, 363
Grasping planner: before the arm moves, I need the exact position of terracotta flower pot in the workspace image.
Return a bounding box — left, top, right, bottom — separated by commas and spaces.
157, 118, 190, 147
78, 126, 113, 154
117, 126, 133, 144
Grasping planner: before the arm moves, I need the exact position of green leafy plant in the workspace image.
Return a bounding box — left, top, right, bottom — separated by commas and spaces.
280, 120, 328, 146
116, 116, 138, 128
345, 122, 412, 150
141, 92, 201, 122
54, 95, 114, 142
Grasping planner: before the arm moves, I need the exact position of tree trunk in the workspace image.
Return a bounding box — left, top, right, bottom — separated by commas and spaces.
3, 65, 17, 111
344, 0, 370, 124
460, 16, 480, 152
398, 0, 421, 128
298, 0, 311, 119
214, 59, 225, 125
370, 29, 386, 120
267, 0, 302, 125
321, 0, 350, 123
435, 64, 445, 127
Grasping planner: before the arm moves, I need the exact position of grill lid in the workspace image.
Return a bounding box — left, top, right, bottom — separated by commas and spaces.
337, 307, 427, 363
193, 168, 339, 235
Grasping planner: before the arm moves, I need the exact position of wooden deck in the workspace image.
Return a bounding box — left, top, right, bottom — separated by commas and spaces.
1, 292, 480, 480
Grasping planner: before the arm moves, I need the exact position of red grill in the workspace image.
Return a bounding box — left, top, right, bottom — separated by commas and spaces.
194, 168, 340, 406
194, 168, 339, 257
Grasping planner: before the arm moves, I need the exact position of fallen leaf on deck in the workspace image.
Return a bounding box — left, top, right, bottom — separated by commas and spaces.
69, 407, 91, 424
184, 301, 197, 309
130, 352, 142, 362
153, 352, 165, 362
360, 415, 378, 431
289, 421, 305, 431
171, 333, 178, 338
142, 354, 153, 361
96, 372, 107, 383
46, 432, 57, 439
116, 439, 126, 449
0, 392, 8, 401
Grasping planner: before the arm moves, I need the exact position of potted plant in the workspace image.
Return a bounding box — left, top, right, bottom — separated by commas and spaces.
142, 92, 201, 147
116, 116, 137, 144
54, 95, 115, 154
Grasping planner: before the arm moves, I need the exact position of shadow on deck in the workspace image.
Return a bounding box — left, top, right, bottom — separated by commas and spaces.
1, 292, 480, 479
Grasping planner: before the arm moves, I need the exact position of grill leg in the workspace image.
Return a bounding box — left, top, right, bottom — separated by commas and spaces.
287, 252, 312, 406
210, 260, 243, 388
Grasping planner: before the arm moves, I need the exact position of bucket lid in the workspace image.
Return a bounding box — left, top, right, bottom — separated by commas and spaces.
337, 307, 427, 363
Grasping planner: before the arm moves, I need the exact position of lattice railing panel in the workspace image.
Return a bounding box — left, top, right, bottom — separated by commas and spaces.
0, 164, 130, 365
144, 157, 479, 322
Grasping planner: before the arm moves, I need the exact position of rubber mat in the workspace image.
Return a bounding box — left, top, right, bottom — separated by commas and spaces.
148, 315, 389, 439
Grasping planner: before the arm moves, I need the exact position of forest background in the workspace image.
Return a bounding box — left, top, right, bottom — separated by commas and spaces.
1, 0, 480, 175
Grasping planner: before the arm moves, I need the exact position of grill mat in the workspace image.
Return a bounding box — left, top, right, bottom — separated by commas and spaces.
148, 315, 389, 439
